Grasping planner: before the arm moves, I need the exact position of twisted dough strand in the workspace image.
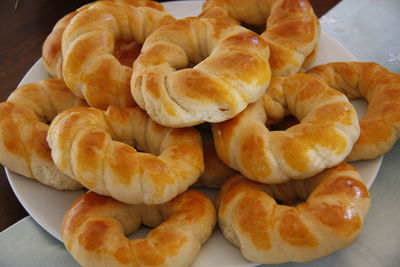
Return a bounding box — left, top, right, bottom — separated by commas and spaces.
217, 163, 370, 263
43, 0, 166, 78
213, 74, 360, 183
48, 105, 204, 204
308, 62, 400, 160
61, 1, 174, 108
62, 190, 216, 267
0, 79, 86, 189
201, 0, 320, 77
131, 17, 271, 127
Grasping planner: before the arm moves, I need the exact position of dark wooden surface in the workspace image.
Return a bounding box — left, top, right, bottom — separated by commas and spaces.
0, 0, 340, 232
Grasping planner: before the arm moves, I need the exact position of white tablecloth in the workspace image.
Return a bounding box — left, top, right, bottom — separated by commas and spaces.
1, 0, 399, 266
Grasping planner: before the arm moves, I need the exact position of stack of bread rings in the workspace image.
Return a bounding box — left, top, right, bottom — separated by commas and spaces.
1, 0, 399, 266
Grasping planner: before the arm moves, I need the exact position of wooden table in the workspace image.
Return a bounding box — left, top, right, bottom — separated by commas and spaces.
0, 0, 340, 232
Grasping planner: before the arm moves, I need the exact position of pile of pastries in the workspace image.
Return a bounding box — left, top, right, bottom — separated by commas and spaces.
1, 0, 399, 266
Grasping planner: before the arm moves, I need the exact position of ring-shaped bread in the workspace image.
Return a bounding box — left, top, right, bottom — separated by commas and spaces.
47, 105, 204, 204
61, 1, 174, 109
43, 0, 166, 78
130, 17, 271, 127
307, 62, 400, 161
212, 73, 360, 184
0, 79, 86, 190
217, 162, 370, 264
62, 190, 216, 267
201, 0, 320, 77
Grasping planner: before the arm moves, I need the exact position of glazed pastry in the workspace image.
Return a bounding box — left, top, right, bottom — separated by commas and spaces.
61, 1, 174, 108
0, 79, 86, 189
62, 190, 216, 267
201, 0, 320, 77
131, 17, 271, 127
42, 0, 166, 78
217, 163, 370, 263
47, 105, 204, 204
213, 73, 360, 183
308, 62, 400, 160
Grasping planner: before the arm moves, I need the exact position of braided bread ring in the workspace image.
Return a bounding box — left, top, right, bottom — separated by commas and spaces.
61, 1, 174, 109
47, 105, 204, 204
201, 0, 320, 77
62, 190, 216, 267
308, 62, 400, 161
217, 163, 370, 264
0, 79, 86, 190
42, 0, 166, 79
212, 73, 360, 183
131, 17, 271, 127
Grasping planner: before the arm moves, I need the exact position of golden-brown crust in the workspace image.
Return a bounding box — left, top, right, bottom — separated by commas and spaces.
62, 190, 216, 267
131, 17, 271, 127
0, 79, 87, 190
212, 73, 360, 183
217, 163, 370, 263
42, 0, 166, 79
42, 11, 78, 78
307, 62, 400, 160
60, 1, 174, 109
193, 132, 237, 188
201, 0, 320, 77
47, 105, 204, 204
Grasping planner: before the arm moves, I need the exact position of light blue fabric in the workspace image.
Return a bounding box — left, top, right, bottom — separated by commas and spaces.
1, 0, 400, 266
320, 0, 400, 73
0, 217, 78, 267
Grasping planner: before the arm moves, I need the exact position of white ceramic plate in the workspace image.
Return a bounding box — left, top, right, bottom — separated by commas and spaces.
6, 1, 382, 266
